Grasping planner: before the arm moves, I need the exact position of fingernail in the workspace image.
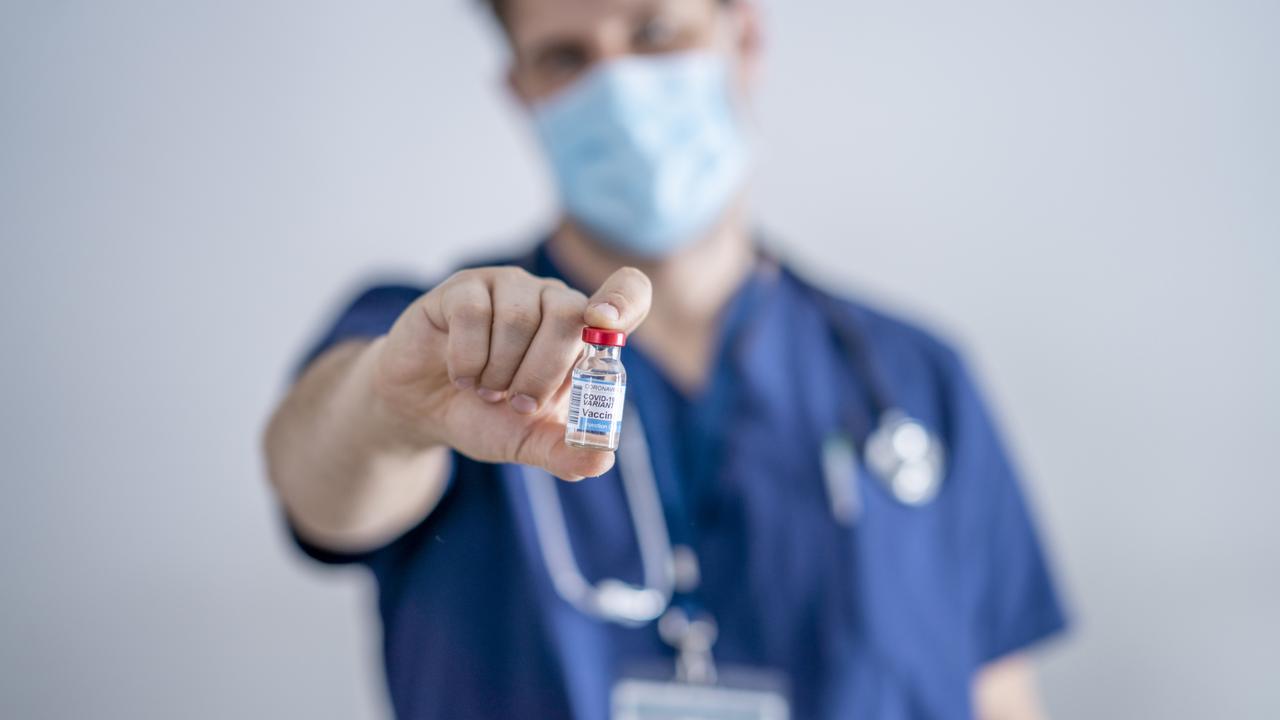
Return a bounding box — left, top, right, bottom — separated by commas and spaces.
477, 387, 504, 403
589, 303, 620, 322
510, 394, 538, 415
454, 377, 475, 389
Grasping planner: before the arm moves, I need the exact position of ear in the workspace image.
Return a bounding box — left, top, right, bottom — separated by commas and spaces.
728, 2, 764, 90
506, 63, 535, 108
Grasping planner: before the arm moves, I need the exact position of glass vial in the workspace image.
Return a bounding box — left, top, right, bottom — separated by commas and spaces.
565, 327, 627, 451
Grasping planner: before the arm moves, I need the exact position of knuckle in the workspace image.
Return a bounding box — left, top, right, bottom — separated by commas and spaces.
414, 293, 446, 332
450, 300, 491, 326
545, 283, 587, 306
542, 293, 587, 332
513, 369, 557, 398
497, 265, 533, 285
548, 289, 588, 317
500, 306, 541, 337
551, 314, 585, 341
444, 267, 481, 285
564, 299, 589, 321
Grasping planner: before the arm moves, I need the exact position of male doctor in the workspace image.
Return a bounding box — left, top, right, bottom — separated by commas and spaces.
264, 0, 1068, 717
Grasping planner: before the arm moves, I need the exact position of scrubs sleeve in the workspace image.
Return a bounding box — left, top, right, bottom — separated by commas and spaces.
283, 282, 445, 567
942, 350, 1070, 665
295, 284, 427, 376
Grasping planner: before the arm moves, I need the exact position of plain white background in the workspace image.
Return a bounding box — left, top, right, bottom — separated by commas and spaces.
2, 0, 1277, 717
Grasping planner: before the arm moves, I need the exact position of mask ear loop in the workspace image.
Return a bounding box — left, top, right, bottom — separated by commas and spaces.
714, 3, 761, 103
707, 9, 761, 191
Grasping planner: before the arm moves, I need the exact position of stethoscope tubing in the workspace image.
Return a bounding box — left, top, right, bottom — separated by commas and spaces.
519, 248, 946, 627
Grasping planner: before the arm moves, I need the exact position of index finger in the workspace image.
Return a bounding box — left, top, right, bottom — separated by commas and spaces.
584, 266, 652, 333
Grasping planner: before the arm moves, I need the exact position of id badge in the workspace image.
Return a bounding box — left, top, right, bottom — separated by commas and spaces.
611, 678, 790, 720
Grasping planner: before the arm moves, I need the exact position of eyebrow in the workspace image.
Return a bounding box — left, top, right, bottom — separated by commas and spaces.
515, 0, 676, 64
522, 33, 588, 65
631, 1, 675, 28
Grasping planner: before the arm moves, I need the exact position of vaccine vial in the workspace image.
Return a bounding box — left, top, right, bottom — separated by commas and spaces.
565, 327, 627, 451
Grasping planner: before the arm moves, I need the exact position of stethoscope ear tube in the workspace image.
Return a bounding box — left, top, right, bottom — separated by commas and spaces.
793, 264, 947, 509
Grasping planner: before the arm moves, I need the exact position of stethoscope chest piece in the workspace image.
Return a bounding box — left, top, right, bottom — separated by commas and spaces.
864, 410, 946, 506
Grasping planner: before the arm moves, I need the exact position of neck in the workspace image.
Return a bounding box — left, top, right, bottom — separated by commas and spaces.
546, 203, 756, 392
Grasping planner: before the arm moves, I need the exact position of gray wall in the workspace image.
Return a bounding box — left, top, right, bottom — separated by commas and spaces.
2, 0, 1276, 717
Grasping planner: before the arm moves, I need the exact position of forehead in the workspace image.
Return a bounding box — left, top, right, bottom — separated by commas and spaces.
504, 0, 710, 44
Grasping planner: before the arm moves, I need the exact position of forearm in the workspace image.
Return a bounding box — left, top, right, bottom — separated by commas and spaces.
264, 337, 450, 553
974, 654, 1048, 720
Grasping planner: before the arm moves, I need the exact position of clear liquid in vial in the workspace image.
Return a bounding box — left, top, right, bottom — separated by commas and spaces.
565, 341, 626, 451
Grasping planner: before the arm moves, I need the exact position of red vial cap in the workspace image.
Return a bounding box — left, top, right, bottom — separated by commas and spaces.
582, 326, 626, 347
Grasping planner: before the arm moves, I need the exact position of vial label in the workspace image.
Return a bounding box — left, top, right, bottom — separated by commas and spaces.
566, 373, 626, 438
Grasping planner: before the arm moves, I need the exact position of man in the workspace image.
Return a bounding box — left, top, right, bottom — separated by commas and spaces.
264, 0, 1067, 717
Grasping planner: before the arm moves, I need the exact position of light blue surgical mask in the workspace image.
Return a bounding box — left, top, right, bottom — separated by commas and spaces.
531, 51, 751, 258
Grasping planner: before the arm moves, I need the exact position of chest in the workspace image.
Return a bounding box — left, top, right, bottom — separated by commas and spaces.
507, 347, 973, 717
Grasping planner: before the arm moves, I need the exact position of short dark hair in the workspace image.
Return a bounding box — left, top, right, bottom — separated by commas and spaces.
480, 0, 732, 30
479, 0, 511, 27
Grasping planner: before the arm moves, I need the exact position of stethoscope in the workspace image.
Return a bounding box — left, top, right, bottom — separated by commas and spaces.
518, 254, 946, 665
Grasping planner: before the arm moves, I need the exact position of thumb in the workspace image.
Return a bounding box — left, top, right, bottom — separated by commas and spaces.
584, 266, 652, 334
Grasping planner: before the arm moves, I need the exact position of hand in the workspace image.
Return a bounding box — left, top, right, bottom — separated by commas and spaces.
372, 265, 651, 480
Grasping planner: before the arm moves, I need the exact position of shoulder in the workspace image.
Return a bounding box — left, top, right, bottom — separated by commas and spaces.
789, 268, 967, 382
296, 282, 428, 374
336, 247, 538, 313
342, 282, 429, 313
782, 266, 980, 441
300, 249, 537, 370
321, 281, 430, 335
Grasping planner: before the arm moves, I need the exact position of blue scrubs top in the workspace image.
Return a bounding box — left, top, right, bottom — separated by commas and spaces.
288, 240, 1068, 719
